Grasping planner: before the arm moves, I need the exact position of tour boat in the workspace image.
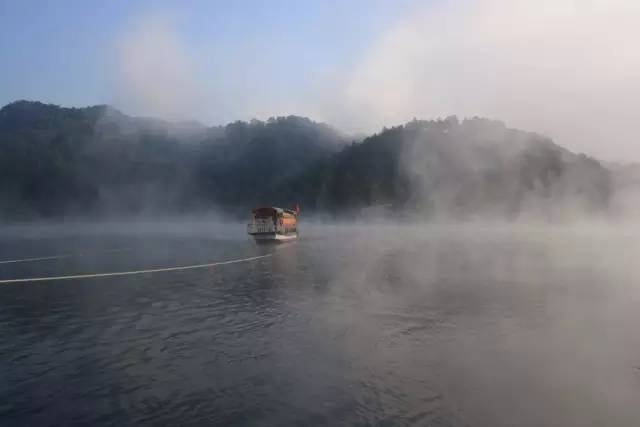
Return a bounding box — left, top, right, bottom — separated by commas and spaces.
247, 206, 299, 242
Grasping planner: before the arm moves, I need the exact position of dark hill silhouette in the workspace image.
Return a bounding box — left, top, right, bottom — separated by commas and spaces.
0, 101, 345, 218
0, 101, 611, 220
277, 116, 611, 219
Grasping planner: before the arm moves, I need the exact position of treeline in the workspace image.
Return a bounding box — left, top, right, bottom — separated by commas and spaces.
0, 101, 344, 219
279, 116, 611, 219
0, 101, 612, 220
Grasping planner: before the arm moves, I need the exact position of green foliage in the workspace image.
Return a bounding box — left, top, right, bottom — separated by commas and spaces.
0, 101, 344, 219
277, 117, 612, 219
0, 101, 612, 220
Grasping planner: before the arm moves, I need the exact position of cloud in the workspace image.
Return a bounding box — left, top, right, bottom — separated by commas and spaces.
108, 2, 640, 162
328, 0, 640, 162
113, 12, 205, 120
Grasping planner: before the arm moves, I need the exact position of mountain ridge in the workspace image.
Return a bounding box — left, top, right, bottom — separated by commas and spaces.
0, 101, 613, 220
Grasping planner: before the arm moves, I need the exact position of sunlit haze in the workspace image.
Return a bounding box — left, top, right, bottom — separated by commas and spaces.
3, 3, 640, 426
2, 0, 639, 161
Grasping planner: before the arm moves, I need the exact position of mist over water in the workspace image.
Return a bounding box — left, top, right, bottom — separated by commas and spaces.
1, 221, 639, 426
3, 0, 640, 424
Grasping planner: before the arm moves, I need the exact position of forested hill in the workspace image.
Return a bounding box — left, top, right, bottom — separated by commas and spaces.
0, 101, 612, 220
0, 101, 346, 218
279, 117, 612, 219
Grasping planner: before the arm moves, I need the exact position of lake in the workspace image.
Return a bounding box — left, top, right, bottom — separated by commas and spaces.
1, 221, 639, 426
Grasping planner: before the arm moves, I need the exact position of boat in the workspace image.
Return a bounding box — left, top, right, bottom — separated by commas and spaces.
247, 206, 299, 242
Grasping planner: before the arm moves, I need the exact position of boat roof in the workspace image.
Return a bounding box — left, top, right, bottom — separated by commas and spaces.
253, 206, 282, 213
252, 206, 296, 215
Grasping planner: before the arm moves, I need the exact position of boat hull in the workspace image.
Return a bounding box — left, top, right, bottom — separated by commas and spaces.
250, 232, 298, 243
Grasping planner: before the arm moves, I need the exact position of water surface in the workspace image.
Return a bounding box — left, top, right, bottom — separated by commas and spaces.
1, 223, 639, 426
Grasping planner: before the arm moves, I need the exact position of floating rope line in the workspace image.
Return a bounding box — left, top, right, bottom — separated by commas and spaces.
0, 248, 133, 265
0, 253, 272, 284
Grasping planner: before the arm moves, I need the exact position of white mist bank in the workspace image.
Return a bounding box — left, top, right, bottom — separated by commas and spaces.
4, 215, 640, 238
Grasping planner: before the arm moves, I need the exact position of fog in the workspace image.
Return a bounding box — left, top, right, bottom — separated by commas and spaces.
3, 2, 640, 425
320, 0, 640, 163
295, 222, 640, 426
107, 1, 640, 163
112, 12, 207, 122
98, 0, 640, 221
3, 220, 640, 425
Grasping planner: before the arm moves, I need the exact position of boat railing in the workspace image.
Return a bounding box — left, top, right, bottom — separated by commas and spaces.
247, 219, 276, 234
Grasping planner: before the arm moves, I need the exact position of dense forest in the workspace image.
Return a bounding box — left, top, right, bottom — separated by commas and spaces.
0, 101, 613, 220
282, 116, 612, 219
0, 101, 345, 219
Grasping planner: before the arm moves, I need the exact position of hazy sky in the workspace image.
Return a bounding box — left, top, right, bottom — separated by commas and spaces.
1, 0, 639, 162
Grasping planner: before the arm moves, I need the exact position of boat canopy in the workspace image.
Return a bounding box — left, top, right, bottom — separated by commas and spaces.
252, 206, 297, 218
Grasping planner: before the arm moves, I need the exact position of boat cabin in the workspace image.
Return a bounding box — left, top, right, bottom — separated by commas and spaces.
247, 206, 299, 241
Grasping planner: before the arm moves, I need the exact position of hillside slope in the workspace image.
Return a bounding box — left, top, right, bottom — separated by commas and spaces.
0, 101, 613, 220
0, 101, 346, 218
279, 117, 611, 219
